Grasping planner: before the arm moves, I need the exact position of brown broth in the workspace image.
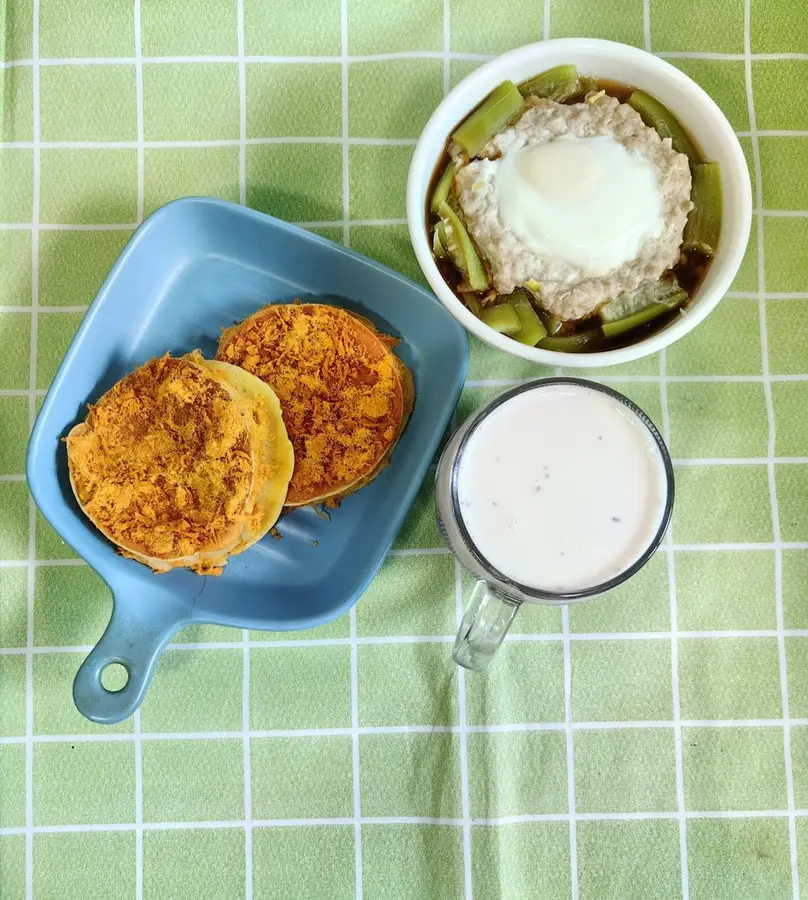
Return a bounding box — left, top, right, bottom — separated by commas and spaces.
426, 75, 712, 353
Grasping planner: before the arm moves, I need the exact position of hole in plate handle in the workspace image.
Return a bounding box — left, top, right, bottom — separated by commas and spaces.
101, 662, 129, 693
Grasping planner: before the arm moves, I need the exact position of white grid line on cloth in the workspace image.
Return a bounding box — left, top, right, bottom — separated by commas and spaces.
0, 137, 806, 159
0, 179, 803, 224
643, 0, 651, 53
133, 704, 144, 900
562, 606, 579, 900
0, 128, 807, 146
553, 359, 579, 900
0, 223, 139, 231
672, 458, 808, 466
659, 346, 690, 899
0, 454, 796, 478
742, 130, 808, 137
1, 717, 807, 745
2, 50, 808, 68
1, 215, 807, 233
23, 1, 42, 894
235, 6, 253, 899
339, 7, 362, 898
443, 25, 472, 887
7, 540, 808, 564
242, 623, 254, 900
759, 209, 808, 218
743, 1, 800, 894
4, 628, 808, 654
0, 389, 57, 395
660, 51, 808, 60
0, 138, 420, 148
237, 0, 247, 208
0, 306, 91, 313
132, 5, 145, 898
2, 123, 793, 146
350, 605, 364, 900
341, 0, 351, 249
5, 290, 808, 306
3, 809, 808, 839
0, 218, 410, 233
453, 560, 473, 900
6, 373, 808, 392
134, 0, 144, 224
463, 375, 808, 386
753, 130, 808, 138
443, 0, 451, 96
7, 455, 808, 482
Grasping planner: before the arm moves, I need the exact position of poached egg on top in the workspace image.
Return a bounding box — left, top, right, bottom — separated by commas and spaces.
452, 94, 694, 320
495, 133, 664, 278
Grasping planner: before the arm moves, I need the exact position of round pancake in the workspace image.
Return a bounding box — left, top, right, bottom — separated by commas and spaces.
217, 304, 407, 507
66, 354, 293, 574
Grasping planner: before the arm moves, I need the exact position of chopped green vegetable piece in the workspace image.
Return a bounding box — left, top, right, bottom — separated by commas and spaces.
498, 288, 531, 304
439, 214, 467, 275
601, 296, 685, 340
539, 330, 601, 353
519, 65, 580, 102
432, 226, 448, 259
522, 281, 563, 334
430, 162, 457, 216
438, 201, 490, 291
683, 162, 722, 255
628, 90, 700, 163
538, 310, 564, 336
480, 303, 521, 335
461, 292, 482, 317
599, 278, 687, 323
437, 221, 450, 251
452, 80, 525, 158
506, 292, 547, 346
579, 76, 598, 95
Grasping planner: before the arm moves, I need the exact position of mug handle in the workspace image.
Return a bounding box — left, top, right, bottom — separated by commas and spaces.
453, 580, 521, 670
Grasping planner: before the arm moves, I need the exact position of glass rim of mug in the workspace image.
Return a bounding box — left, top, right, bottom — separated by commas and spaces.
448, 376, 675, 604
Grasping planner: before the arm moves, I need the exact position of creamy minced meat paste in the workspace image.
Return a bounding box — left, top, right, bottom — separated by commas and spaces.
452, 95, 694, 321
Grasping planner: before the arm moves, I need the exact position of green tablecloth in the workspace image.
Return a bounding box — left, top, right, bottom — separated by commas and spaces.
2, 0, 808, 897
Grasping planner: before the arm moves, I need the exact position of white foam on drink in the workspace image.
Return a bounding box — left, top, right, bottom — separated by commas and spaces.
456, 383, 668, 592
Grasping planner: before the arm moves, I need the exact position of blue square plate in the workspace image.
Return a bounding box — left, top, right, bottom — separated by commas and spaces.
27, 198, 468, 724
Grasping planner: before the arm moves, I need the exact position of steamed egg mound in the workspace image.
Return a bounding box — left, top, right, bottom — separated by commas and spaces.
452, 95, 693, 322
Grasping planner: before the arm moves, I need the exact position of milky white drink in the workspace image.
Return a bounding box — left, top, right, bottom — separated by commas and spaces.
456, 383, 667, 592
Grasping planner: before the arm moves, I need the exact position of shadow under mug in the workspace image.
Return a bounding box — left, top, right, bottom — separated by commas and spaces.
436, 377, 675, 671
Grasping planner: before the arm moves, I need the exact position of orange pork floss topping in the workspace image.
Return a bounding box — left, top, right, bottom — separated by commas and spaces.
66, 355, 256, 565
217, 304, 405, 506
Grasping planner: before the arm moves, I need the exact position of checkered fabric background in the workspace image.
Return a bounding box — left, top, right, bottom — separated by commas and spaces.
1, 0, 808, 897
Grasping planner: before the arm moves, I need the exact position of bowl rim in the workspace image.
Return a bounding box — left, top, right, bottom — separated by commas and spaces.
407, 37, 754, 368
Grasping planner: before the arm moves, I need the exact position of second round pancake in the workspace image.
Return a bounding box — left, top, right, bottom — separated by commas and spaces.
217, 303, 409, 506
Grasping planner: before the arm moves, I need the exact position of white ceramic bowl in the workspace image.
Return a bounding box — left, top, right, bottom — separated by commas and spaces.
407, 38, 753, 368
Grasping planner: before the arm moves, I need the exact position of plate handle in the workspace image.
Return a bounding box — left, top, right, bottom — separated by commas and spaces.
73, 590, 188, 725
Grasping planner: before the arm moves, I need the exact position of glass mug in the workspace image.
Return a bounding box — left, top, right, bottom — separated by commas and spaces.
436, 377, 674, 670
